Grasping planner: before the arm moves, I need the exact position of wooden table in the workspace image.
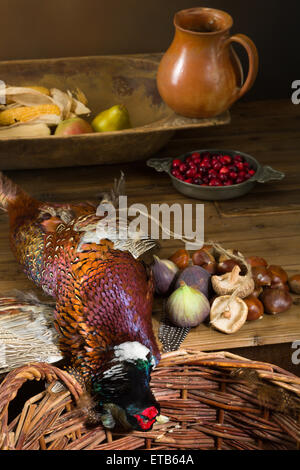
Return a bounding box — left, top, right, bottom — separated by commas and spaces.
0, 98, 299, 374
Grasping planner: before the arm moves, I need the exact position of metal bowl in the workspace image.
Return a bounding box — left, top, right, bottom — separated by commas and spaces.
147, 149, 285, 201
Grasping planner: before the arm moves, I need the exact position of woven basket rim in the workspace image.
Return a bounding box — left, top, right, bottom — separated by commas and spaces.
0, 349, 299, 451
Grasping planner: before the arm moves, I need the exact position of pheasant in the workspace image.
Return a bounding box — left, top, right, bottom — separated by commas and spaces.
0, 172, 161, 432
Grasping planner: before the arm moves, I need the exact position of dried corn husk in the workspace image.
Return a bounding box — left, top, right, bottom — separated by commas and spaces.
0, 293, 62, 374
0, 122, 51, 138
0, 85, 91, 134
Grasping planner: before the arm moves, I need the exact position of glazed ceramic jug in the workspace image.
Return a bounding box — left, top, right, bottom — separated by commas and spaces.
157, 8, 259, 118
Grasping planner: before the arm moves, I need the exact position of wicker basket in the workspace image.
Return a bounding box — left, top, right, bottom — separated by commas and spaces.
0, 349, 299, 450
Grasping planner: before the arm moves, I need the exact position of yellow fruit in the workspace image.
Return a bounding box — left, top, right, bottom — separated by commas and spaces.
91, 104, 131, 132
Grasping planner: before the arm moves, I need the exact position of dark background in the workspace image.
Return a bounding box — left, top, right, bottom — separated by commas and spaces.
0, 0, 299, 101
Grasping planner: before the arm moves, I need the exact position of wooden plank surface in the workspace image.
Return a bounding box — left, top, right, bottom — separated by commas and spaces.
0, 98, 299, 360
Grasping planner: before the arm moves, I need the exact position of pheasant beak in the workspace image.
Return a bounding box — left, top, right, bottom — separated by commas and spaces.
133, 406, 159, 431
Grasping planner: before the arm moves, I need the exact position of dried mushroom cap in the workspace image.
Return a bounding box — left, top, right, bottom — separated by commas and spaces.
210, 295, 248, 334
212, 264, 255, 298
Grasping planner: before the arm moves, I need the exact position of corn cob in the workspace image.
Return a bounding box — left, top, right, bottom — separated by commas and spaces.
0, 104, 61, 126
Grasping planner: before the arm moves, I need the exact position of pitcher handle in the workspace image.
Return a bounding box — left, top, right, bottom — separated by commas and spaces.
226, 34, 259, 100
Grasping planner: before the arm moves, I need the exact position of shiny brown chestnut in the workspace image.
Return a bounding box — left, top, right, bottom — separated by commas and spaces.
260, 287, 293, 315
267, 265, 288, 285
169, 249, 190, 270
192, 249, 217, 274
288, 274, 300, 294
252, 266, 272, 287
217, 259, 240, 275
244, 294, 264, 321
246, 256, 268, 268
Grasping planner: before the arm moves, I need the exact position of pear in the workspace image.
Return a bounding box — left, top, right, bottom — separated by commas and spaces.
92, 105, 131, 133
55, 117, 93, 136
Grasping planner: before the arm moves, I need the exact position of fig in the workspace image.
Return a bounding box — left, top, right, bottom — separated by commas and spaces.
288, 274, 300, 294
169, 249, 190, 270
244, 295, 264, 321
92, 104, 131, 132
175, 265, 212, 299
260, 287, 293, 314
55, 117, 93, 136
151, 255, 178, 295
167, 282, 210, 328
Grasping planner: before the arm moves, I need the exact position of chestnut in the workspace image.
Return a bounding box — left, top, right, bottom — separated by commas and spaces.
252, 286, 263, 298
192, 249, 217, 274
289, 274, 300, 294
270, 282, 290, 292
260, 287, 293, 315
267, 265, 288, 285
246, 256, 268, 268
217, 259, 240, 275
244, 295, 264, 321
169, 249, 190, 270
252, 266, 271, 287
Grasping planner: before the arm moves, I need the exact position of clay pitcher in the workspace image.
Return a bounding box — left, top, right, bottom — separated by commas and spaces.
157, 7, 259, 118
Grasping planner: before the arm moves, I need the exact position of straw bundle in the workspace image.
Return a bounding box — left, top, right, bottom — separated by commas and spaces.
0, 350, 299, 450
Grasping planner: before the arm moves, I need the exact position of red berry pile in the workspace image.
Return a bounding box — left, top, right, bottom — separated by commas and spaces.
171, 152, 256, 187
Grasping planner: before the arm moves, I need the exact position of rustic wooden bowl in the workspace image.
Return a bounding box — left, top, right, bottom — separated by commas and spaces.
0, 350, 299, 450
0, 55, 229, 170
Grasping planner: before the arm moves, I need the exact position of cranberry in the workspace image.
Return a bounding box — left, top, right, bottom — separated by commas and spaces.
201, 152, 211, 159
224, 180, 234, 186
208, 169, 218, 178
209, 178, 222, 186
234, 155, 244, 163
171, 169, 180, 177
191, 152, 201, 160
212, 161, 222, 171
235, 162, 245, 171
184, 178, 193, 184
193, 177, 203, 185
200, 161, 212, 169
248, 169, 256, 176
238, 171, 247, 179
219, 173, 229, 182
179, 163, 187, 173
203, 177, 209, 184
228, 165, 237, 172
172, 159, 182, 168
229, 171, 238, 180
186, 168, 197, 178
219, 166, 230, 175
193, 157, 202, 165
220, 155, 232, 165
201, 183, 209, 186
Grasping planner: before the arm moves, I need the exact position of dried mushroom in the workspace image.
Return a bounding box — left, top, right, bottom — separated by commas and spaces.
212, 264, 255, 298
210, 295, 248, 334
